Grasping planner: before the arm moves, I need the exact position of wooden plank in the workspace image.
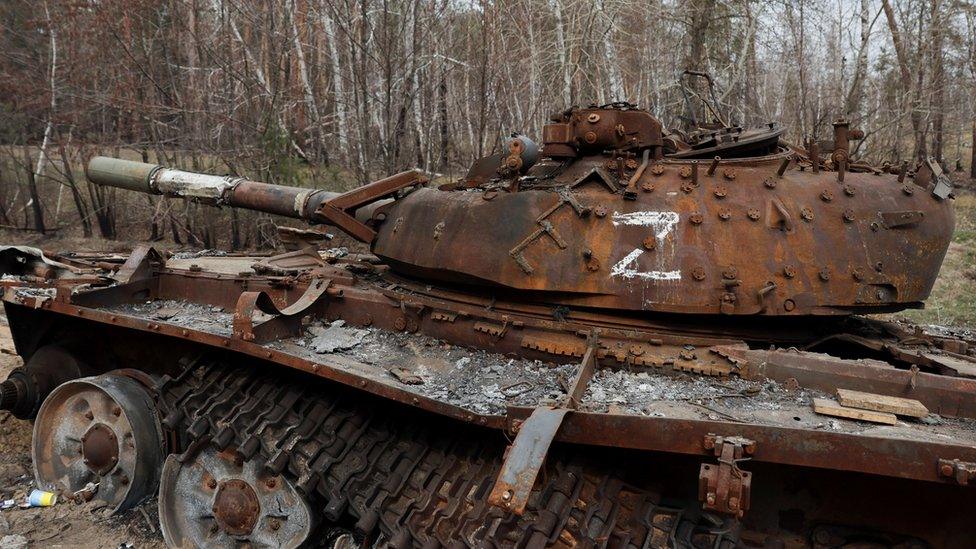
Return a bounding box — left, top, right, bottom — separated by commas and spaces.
836, 388, 929, 418
812, 398, 897, 425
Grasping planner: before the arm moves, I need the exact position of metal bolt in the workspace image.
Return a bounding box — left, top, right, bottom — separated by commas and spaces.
707, 156, 721, 176
266, 478, 277, 489
783, 299, 796, 312
502, 490, 513, 501
718, 209, 731, 221
902, 184, 914, 196
941, 463, 955, 477
776, 157, 790, 177
763, 178, 776, 189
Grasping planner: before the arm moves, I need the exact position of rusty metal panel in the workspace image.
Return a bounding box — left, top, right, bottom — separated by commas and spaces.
488, 407, 569, 514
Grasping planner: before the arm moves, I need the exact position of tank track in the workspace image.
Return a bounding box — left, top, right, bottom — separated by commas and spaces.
153, 358, 740, 548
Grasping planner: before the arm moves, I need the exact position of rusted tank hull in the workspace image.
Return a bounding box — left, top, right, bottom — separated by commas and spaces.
2, 246, 974, 545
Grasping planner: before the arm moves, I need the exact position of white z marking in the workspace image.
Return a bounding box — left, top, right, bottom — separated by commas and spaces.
610, 211, 681, 281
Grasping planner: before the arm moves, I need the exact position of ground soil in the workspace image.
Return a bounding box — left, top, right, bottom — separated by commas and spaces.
0, 312, 164, 548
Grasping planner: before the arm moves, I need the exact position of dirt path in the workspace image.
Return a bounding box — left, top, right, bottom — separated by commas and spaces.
0, 314, 164, 548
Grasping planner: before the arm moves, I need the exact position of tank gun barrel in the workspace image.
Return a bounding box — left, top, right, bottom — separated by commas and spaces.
86, 157, 427, 242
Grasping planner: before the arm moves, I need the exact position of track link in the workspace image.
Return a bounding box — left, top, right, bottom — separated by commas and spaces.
155, 358, 739, 548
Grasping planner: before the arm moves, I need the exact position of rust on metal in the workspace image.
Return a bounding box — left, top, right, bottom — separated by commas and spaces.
938, 458, 976, 486
487, 407, 569, 515
213, 478, 261, 536
699, 434, 754, 518
81, 422, 120, 475
232, 277, 332, 343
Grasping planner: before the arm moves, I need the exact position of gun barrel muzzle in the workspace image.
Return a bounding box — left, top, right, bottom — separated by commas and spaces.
86, 157, 162, 194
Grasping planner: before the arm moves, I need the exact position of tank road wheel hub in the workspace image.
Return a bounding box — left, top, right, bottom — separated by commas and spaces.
32, 374, 164, 512
81, 423, 120, 475
158, 446, 312, 548
213, 479, 261, 535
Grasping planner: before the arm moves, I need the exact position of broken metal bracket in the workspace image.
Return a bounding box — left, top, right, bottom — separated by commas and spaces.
564, 330, 600, 409
699, 434, 755, 518
233, 278, 335, 344
938, 458, 975, 486
114, 245, 164, 284
489, 332, 599, 515
488, 407, 569, 515
314, 170, 427, 243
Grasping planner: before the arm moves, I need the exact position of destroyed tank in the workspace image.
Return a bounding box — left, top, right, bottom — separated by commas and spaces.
1, 99, 974, 548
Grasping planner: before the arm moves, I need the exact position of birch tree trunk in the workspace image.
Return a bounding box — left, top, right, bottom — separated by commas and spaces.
597, 1, 624, 101
551, 0, 572, 107
288, 0, 328, 164
881, 0, 924, 161
929, 0, 945, 164
320, 2, 350, 165
37, 0, 56, 227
